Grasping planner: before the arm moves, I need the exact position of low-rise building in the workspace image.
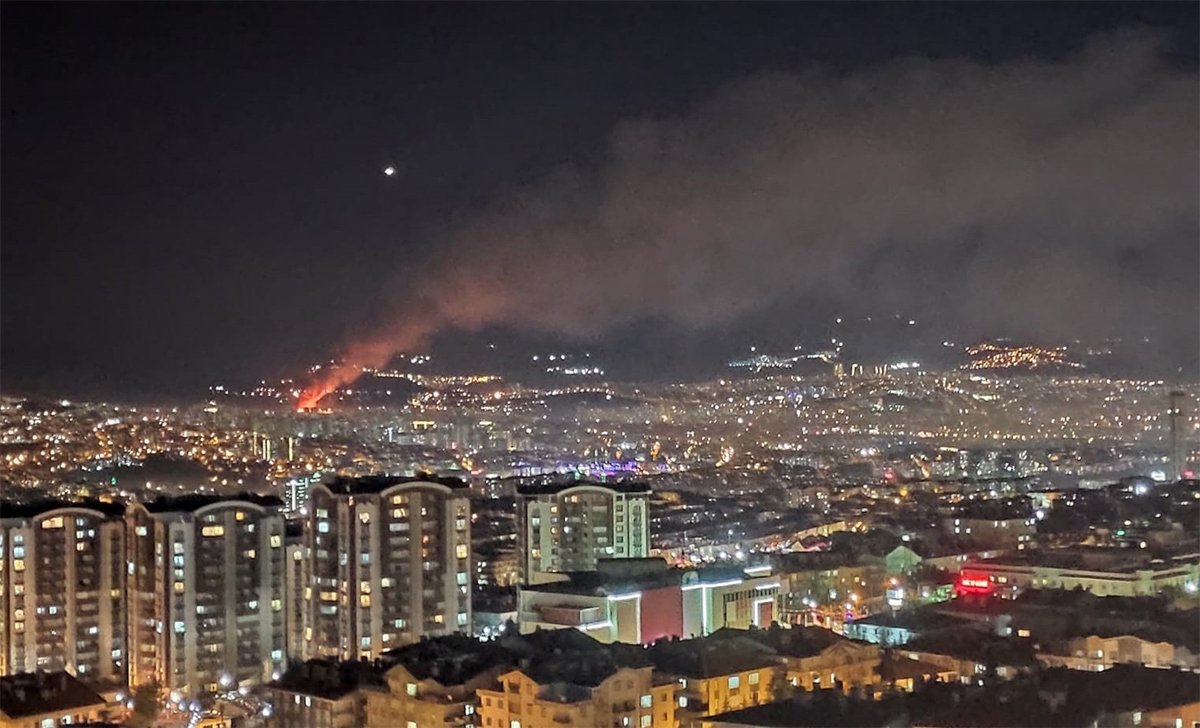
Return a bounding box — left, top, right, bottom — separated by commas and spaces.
646, 632, 784, 725
737, 627, 881, 693
961, 549, 1200, 598
517, 561, 783, 643
1038, 633, 1199, 672
0, 671, 111, 728
842, 609, 980, 647
475, 630, 676, 728
365, 634, 512, 728
263, 659, 384, 728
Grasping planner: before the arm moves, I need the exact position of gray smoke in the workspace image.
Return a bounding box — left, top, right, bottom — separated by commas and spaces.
318, 29, 1198, 393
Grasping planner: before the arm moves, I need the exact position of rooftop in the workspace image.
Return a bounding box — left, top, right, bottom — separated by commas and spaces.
0, 671, 106, 720
971, 547, 1200, 574
142, 492, 283, 513
0, 498, 125, 520
381, 634, 515, 686
908, 664, 1200, 727
516, 479, 651, 496
731, 625, 848, 659
704, 691, 904, 727
320, 473, 468, 495
850, 608, 981, 634
646, 633, 780, 679
268, 659, 385, 701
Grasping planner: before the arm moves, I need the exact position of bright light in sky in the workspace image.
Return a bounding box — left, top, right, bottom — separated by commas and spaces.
383, 166, 396, 176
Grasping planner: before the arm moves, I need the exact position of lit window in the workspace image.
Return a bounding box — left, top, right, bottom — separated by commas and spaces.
640, 694, 652, 709
236, 511, 245, 521
406, 683, 417, 696
41, 517, 63, 529
13, 560, 24, 572
270, 535, 282, 548
201, 525, 224, 537
455, 544, 469, 559
728, 675, 740, 689
358, 511, 371, 524
748, 672, 760, 685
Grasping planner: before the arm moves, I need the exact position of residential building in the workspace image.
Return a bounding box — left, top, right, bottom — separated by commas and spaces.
364, 634, 512, 728
283, 521, 309, 663
735, 626, 881, 694
305, 476, 472, 661
127, 494, 286, 697
516, 481, 650, 584
476, 630, 676, 728
1038, 633, 1199, 671
646, 632, 784, 725
263, 659, 383, 728
0, 671, 112, 728
0, 500, 126, 685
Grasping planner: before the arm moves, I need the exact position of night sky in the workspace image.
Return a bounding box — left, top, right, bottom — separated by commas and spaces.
3, 3, 1197, 400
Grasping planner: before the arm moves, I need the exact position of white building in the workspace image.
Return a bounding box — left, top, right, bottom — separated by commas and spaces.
305, 475, 472, 661
516, 481, 650, 584
127, 495, 286, 697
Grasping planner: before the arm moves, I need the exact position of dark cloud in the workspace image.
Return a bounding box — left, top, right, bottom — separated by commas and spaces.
306, 29, 1198, 400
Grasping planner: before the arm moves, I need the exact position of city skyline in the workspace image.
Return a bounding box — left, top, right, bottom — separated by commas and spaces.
1, 5, 1198, 726
3, 3, 1198, 401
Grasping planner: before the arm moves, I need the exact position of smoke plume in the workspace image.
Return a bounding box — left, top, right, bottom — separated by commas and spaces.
299, 29, 1198, 408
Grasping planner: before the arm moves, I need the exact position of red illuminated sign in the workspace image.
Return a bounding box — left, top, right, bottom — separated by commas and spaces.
955, 570, 993, 596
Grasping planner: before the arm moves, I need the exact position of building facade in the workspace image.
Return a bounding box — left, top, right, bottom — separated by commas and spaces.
305, 476, 472, 661
0, 501, 126, 686
127, 495, 286, 697
284, 521, 310, 664
477, 665, 676, 728
516, 481, 650, 584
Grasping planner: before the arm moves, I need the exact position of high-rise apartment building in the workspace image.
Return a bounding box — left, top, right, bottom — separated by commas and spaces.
0, 501, 126, 685
127, 495, 286, 697
1169, 390, 1191, 481
305, 476, 472, 661
283, 521, 309, 664
515, 481, 650, 584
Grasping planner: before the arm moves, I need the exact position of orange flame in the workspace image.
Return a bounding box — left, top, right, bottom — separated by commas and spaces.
295, 317, 438, 411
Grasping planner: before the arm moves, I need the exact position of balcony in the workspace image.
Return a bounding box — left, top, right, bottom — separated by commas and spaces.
532, 605, 605, 627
